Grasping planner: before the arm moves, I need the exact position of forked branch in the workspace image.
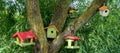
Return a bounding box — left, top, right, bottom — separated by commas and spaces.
49, 0, 107, 53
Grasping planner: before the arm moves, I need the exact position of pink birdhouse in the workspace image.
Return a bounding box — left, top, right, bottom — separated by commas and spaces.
13, 30, 37, 47
65, 36, 81, 49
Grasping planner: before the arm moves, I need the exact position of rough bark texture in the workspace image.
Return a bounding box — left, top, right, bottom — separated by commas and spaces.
50, 0, 72, 32
49, 0, 107, 53
26, 0, 107, 53
26, 0, 48, 53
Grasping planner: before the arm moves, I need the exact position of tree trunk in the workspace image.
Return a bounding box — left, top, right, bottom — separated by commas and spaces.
50, 0, 72, 32
26, 0, 48, 53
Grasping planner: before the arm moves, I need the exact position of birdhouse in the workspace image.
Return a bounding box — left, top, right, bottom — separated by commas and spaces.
68, 7, 78, 14
64, 36, 81, 49
45, 25, 59, 38
99, 5, 109, 16
13, 30, 37, 47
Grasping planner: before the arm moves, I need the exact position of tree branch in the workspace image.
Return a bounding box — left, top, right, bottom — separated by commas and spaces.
49, 0, 107, 53
26, 0, 48, 53
50, 0, 72, 32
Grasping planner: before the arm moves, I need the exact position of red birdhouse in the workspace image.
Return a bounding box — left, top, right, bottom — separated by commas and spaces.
65, 36, 81, 49
13, 30, 37, 47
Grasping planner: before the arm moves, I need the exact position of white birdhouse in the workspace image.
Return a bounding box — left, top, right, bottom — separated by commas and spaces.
99, 6, 109, 16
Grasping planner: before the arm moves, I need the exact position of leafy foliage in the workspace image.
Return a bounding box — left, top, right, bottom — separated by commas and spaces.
0, 0, 120, 53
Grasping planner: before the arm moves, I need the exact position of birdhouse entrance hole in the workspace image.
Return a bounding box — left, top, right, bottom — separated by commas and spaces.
105, 10, 107, 13
51, 31, 53, 33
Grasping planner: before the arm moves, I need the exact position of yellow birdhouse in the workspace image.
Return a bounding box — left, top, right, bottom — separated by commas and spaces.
45, 25, 59, 38
99, 5, 109, 16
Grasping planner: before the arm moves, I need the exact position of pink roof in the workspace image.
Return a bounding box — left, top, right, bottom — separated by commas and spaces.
65, 36, 80, 41
13, 30, 37, 43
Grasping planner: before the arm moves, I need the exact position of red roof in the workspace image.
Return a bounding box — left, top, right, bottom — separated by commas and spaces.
13, 30, 37, 43
65, 36, 80, 41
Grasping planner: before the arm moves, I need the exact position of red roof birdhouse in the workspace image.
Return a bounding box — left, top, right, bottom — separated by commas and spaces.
99, 5, 109, 16
13, 30, 37, 47
64, 36, 81, 49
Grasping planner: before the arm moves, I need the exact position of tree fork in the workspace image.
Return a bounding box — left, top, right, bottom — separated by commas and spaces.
49, 0, 107, 53
26, 0, 48, 53
50, 0, 72, 32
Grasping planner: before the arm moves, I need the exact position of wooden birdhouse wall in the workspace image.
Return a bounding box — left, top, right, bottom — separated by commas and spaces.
47, 28, 57, 38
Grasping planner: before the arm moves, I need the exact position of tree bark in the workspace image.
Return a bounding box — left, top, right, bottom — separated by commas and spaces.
49, 0, 107, 53
26, 0, 48, 53
50, 0, 72, 32
26, 0, 107, 53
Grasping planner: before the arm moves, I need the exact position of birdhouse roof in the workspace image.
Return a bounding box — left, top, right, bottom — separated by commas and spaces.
65, 36, 80, 41
99, 6, 108, 11
44, 25, 59, 32
13, 30, 37, 42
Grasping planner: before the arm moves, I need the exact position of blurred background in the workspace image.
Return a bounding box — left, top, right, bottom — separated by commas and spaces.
0, 0, 120, 53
